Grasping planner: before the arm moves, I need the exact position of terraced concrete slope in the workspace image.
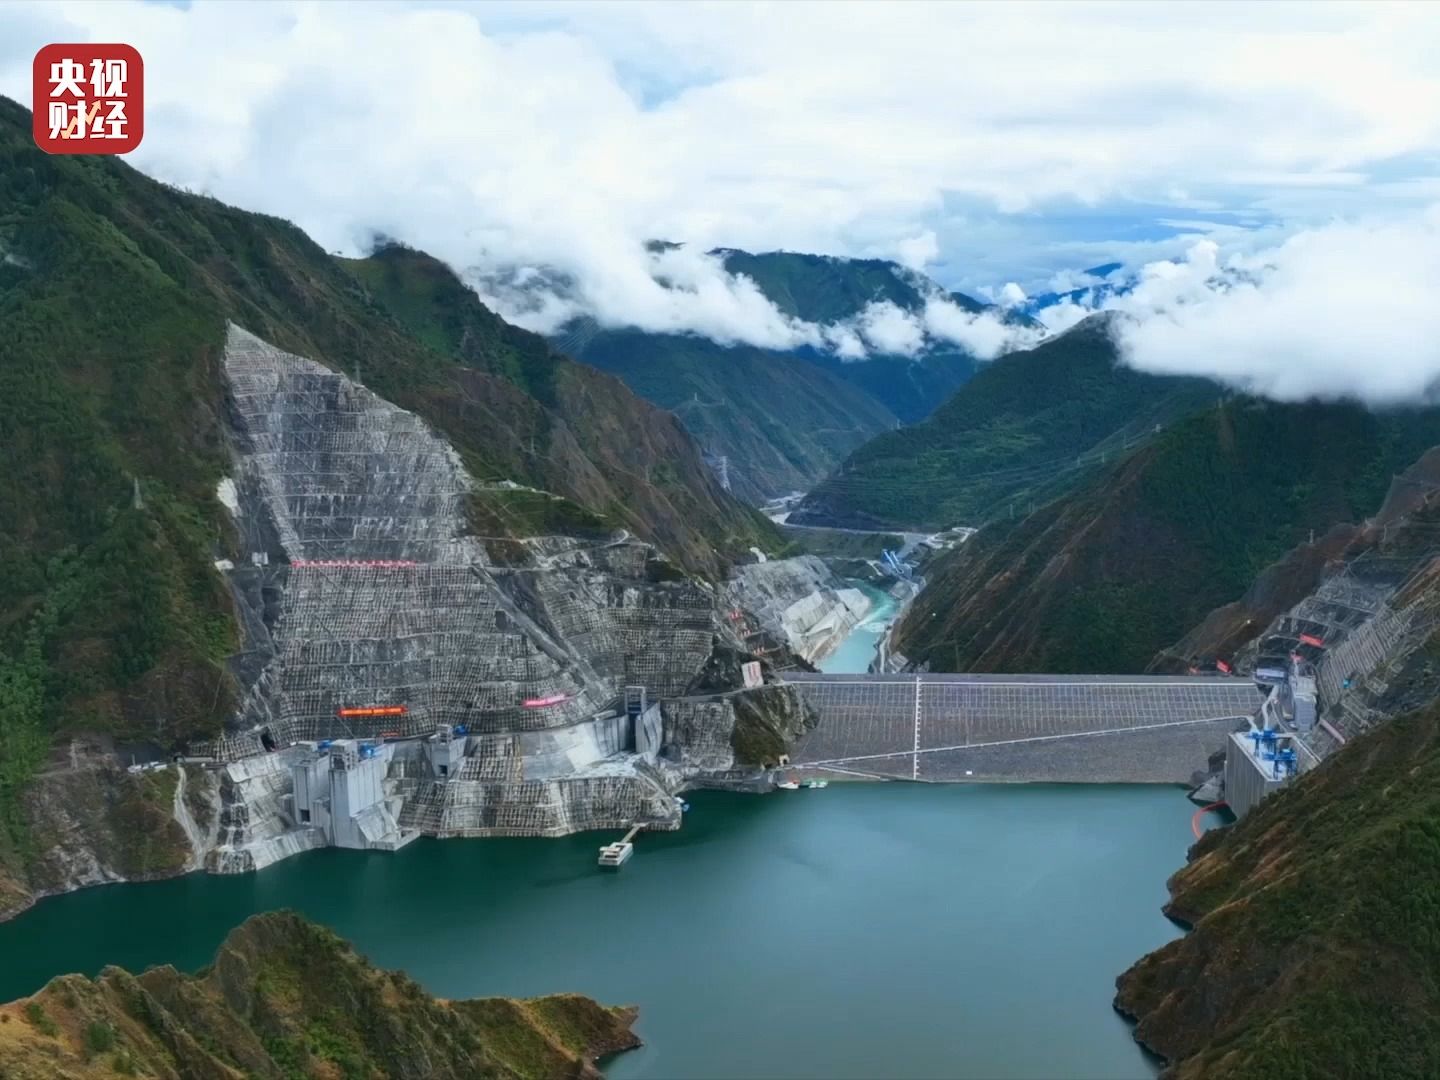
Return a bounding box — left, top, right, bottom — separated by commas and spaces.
0, 911, 639, 1079
896, 398, 1440, 674
192, 325, 812, 872
0, 94, 780, 914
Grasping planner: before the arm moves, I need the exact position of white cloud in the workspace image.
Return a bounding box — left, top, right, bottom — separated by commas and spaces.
2, 0, 1440, 381
823, 324, 869, 361
1094, 208, 1440, 404
895, 230, 939, 270
998, 282, 1027, 306
923, 297, 1042, 360
857, 301, 926, 356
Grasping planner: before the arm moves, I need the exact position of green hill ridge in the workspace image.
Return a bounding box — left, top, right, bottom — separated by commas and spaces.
0, 910, 639, 1079
794, 318, 1219, 530
555, 250, 1023, 500
1116, 694, 1440, 1078
896, 397, 1440, 674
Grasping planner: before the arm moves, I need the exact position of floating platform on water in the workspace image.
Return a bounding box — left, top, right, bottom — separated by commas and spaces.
599, 824, 644, 869
598, 841, 634, 869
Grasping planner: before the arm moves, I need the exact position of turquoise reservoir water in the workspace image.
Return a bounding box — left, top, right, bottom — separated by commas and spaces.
0, 784, 1184, 1079
820, 582, 898, 674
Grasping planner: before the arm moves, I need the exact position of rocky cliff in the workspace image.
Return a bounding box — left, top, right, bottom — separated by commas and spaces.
724, 555, 871, 666
0, 911, 639, 1079
0, 748, 218, 924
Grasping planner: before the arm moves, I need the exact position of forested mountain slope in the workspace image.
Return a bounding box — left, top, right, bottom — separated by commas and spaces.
339, 243, 780, 553
554, 326, 898, 502
556, 250, 1019, 499
0, 94, 771, 901
1116, 695, 1440, 1078
793, 318, 1218, 530
896, 398, 1440, 673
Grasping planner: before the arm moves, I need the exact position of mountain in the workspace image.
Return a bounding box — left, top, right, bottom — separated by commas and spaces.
0, 910, 639, 1078
553, 323, 899, 502
1021, 261, 1128, 315
894, 398, 1440, 674
1154, 446, 1440, 676
556, 250, 1024, 500
792, 318, 1218, 530
338, 242, 780, 558
1115, 696, 1440, 1078
0, 95, 776, 900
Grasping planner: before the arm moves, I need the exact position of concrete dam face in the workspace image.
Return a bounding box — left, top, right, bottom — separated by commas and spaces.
201, 326, 789, 872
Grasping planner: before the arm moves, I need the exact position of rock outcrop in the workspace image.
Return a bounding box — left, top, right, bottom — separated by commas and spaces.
0, 911, 639, 1079
724, 555, 871, 666
0, 748, 218, 924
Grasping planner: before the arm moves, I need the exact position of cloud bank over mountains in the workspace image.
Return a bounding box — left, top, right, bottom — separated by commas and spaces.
469, 243, 1039, 361
1037, 210, 1440, 404
2, 1, 1438, 390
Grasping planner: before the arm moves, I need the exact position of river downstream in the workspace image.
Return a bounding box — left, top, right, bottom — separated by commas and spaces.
820, 581, 898, 674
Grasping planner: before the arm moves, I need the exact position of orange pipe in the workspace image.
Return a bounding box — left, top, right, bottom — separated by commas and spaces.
1191, 800, 1229, 839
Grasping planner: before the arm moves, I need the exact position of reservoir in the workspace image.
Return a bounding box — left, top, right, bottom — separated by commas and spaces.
0, 783, 1188, 1079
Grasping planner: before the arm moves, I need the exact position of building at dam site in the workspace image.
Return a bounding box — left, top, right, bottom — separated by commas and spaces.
180, 324, 1440, 877
1217, 548, 1440, 816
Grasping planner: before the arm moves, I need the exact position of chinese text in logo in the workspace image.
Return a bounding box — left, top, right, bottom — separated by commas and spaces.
32, 44, 144, 155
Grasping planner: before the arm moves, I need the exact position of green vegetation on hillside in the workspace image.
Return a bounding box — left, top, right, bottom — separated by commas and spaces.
898, 398, 1440, 674
556, 250, 1031, 501
345, 244, 784, 560
0, 911, 640, 1079
720, 249, 971, 322
0, 95, 774, 905
559, 325, 899, 501
796, 318, 1219, 530
1116, 692, 1440, 1078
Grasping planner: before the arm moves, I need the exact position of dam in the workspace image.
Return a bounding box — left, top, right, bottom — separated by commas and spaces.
117, 324, 1268, 888
788, 673, 1261, 783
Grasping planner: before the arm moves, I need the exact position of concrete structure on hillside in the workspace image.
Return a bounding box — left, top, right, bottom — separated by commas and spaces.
192, 324, 1292, 875
1219, 541, 1440, 816
195, 324, 802, 874
1224, 727, 1299, 818
290, 739, 415, 851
